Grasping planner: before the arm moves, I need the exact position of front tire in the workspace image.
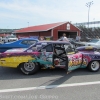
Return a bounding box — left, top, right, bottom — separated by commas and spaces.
88, 61, 100, 72
19, 62, 40, 75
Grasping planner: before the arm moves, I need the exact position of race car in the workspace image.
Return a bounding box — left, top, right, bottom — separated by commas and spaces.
0, 41, 100, 75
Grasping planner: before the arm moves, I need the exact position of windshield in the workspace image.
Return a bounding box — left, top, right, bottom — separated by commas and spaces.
89, 39, 99, 43
68, 38, 75, 41
25, 42, 43, 52
7, 36, 16, 38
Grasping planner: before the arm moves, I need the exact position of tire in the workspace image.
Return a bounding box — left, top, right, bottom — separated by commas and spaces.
88, 61, 100, 72
19, 62, 40, 75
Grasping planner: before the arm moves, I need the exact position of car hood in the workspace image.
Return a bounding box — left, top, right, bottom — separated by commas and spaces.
85, 42, 97, 46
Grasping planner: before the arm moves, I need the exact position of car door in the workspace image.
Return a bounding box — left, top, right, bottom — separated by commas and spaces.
67, 45, 83, 71
53, 43, 68, 71
61, 44, 82, 71
39, 44, 53, 68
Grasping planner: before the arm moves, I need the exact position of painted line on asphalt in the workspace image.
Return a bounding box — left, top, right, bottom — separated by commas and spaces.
0, 81, 100, 93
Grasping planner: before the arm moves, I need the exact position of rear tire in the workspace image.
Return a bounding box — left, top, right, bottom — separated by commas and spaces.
88, 61, 100, 72
19, 62, 40, 75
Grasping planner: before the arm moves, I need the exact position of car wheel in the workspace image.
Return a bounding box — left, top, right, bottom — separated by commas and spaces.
88, 61, 100, 72
19, 62, 40, 75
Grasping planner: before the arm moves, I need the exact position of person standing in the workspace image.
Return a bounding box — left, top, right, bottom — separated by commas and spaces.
76, 34, 81, 42
39, 36, 45, 41
62, 33, 69, 42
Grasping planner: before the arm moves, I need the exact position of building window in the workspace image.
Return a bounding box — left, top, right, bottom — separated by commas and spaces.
66, 24, 70, 30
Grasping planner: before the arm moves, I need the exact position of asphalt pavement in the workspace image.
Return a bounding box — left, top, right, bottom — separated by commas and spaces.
0, 67, 100, 100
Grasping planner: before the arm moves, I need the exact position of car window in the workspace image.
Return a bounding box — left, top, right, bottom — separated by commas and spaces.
97, 41, 100, 44
42, 44, 53, 52
89, 39, 99, 43
7, 36, 16, 38
27, 40, 37, 45
66, 45, 73, 53
21, 40, 28, 45
21, 40, 37, 45
54, 44, 65, 55
26, 42, 47, 52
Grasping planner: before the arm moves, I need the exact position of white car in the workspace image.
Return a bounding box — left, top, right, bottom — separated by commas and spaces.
2, 35, 18, 43
76, 39, 100, 49
85, 39, 100, 48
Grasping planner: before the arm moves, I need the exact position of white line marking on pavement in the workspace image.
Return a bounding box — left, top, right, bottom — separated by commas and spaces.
0, 81, 100, 93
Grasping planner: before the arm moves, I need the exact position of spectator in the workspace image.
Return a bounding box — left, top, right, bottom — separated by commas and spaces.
39, 36, 45, 41
76, 34, 81, 42
62, 33, 69, 42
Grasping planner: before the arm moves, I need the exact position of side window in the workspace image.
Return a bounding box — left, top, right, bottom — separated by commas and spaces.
43, 44, 53, 52
21, 40, 37, 45
54, 44, 65, 55
27, 40, 37, 45
21, 40, 28, 45
66, 45, 74, 53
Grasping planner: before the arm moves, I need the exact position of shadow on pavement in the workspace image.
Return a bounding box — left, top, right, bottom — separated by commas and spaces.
0, 67, 100, 81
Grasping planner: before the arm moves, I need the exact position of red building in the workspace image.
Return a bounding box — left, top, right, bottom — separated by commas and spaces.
14, 22, 81, 40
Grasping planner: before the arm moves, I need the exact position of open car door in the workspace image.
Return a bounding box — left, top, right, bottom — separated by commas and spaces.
53, 43, 68, 72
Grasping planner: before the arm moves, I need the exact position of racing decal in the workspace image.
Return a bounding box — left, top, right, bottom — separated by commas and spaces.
39, 52, 53, 67
89, 55, 100, 59
68, 53, 82, 67
85, 46, 93, 49
0, 55, 34, 68
82, 54, 91, 66
0, 52, 35, 58
29, 52, 53, 68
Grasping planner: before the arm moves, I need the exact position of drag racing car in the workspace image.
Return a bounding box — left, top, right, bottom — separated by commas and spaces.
0, 41, 100, 75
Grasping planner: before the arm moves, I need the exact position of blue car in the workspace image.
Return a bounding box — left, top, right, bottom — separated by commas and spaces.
0, 38, 39, 53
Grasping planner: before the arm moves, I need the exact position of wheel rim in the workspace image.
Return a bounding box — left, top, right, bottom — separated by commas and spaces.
24, 62, 35, 71
91, 61, 100, 71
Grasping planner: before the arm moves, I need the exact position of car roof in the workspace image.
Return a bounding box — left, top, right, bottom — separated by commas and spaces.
38, 40, 70, 44
19, 38, 39, 41
4, 38, 39, 45
29, 41, 70, 49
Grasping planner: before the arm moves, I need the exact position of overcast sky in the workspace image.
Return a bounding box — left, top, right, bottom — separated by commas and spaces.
0, 0, 99, 29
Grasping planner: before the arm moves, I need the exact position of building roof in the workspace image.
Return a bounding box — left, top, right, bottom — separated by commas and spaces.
14, 22, 68, 33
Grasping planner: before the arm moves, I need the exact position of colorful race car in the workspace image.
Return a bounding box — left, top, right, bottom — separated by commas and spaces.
0, 41, 100, 75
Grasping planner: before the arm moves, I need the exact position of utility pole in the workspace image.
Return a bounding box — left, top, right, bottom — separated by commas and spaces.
27, 22, 29, 27
86, 1, 93, 28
